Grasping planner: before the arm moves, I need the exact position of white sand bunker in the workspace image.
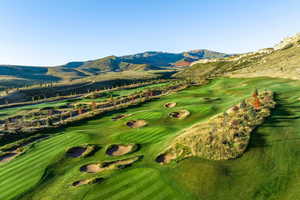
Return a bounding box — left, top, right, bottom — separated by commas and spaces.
126, 120, 147, 128
0, 150, 22, 164
164, 102, 176, 108
80, 163, 104, 173
169, 109, 190, 119
106, 144, 137, 156
155, 153, 176, 165
80, 156, 141, 173
71, 177, 104, 187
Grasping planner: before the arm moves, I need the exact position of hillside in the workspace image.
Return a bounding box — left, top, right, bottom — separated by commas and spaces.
0, 49, 228, 90
175, 33, 300, 82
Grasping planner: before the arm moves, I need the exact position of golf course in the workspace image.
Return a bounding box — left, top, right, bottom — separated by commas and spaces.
1, 77, 300, 200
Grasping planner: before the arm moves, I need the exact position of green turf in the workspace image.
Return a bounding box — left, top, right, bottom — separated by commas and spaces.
1, 77, 300, 200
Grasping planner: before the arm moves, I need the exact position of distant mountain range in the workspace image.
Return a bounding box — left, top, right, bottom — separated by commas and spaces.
0, 49, 229, 88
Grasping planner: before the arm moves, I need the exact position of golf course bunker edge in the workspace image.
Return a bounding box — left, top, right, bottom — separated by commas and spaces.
126, 120, 147, 128
169, 109, 190, 119
106, 144, 139, 156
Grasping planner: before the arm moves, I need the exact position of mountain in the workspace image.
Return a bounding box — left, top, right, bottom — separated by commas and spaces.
78, 49, 229, 74
0, 49, 229, 90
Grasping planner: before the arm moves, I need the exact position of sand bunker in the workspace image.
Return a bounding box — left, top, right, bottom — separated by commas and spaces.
169, 109, 190, 119
66, 145, 99, 158
155, 153, 176, 165
164, 102, 176, 108
66, 147, 87, 158
80, 163, 104, 173
80, 156, 141, 173
0, 150, 22, 164
106, 144, 137, 156
112, 114, 131, 121
0, 153, 19, 163
126, 120, 147, 128
72, 178, 103, 187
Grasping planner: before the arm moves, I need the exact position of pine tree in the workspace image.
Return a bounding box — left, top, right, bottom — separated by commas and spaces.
240, 99, 247, 109
252, 88, 258, 98
252, 97, 261, 110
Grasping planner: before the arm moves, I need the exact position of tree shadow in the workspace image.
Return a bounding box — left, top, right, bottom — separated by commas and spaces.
247, 94, 297, 149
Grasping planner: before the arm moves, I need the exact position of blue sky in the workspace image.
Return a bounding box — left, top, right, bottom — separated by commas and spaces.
0, 0, 299, 66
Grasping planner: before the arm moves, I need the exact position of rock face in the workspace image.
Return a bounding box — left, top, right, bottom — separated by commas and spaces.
157, 90, 275, 164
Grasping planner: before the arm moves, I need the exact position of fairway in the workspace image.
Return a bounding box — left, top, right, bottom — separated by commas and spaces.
1, 77, 300, 200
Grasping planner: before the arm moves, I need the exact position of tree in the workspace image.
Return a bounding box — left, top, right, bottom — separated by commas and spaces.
252, 88, 258, 98
240, 99, 247, 109
252, 97, 261, 110
3, 123, 8, 131
78, 107, 83, 115
46, 118, 52, 126
91, 101, 97, 110
110, 95, 115, 105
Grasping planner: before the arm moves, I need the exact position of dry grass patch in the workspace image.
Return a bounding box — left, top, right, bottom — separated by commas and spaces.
158, 90, 275, 164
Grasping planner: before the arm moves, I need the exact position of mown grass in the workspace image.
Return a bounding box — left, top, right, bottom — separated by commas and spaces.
0, 77, 300, 200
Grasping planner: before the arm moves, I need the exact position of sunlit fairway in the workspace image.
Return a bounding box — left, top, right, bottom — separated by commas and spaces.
1, 77, 300, 200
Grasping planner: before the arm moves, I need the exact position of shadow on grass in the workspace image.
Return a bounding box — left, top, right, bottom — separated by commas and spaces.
247, 94, 297, 149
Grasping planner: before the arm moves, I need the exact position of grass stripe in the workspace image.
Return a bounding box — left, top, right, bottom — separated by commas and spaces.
110, 172, 163, 200
0, 133, 83, 174
0, 136, 84, 199
0, 136, 82, 187
90, 169, 154, 200
0, 136, 83, 184
134, 179, 166, 200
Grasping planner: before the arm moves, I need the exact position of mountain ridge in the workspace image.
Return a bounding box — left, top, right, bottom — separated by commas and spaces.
0, 49, 229, 89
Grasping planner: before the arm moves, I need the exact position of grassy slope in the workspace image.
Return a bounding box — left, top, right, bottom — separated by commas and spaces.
0, 70, 163, 104
0, 82, 170, 120
175, 44, 300, 82
0, 77, 299, 199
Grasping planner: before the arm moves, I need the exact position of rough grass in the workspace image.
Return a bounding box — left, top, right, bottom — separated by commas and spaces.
0, 82, 170, 120
0, 77, 300, 200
